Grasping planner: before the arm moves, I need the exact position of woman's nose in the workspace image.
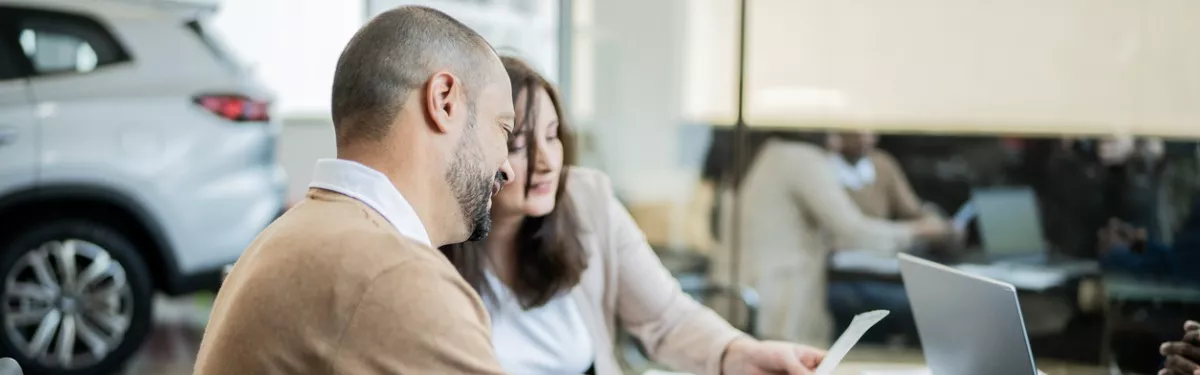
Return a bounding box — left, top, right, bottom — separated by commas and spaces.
532, 143, 553, 171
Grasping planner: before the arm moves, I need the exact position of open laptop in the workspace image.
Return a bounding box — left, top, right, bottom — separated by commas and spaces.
970, 187, 1060, 265
898, 253, 1040, 375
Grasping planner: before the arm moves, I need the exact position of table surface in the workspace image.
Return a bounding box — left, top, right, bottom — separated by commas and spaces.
834, 347, 1108, 375
1104, 274, 1200, 303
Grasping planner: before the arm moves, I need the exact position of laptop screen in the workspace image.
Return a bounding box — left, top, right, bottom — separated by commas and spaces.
972, 187, 1045, 256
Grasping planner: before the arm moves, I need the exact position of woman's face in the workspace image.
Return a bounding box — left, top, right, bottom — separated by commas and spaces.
492, 86, 564, 218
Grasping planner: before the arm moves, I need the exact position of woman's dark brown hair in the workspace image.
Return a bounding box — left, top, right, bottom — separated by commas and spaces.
439, 56, 587, 310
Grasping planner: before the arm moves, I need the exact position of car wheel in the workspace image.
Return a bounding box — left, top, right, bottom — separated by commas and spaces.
0, 220, 153, 375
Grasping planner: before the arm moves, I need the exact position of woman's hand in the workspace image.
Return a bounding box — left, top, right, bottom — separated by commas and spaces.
721, 338, 826, 375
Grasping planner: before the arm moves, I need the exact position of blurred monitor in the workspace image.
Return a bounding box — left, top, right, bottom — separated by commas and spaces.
972, 187, 1045, 257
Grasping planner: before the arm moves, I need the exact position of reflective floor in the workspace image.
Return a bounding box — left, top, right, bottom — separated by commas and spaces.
118, 295, 212, 375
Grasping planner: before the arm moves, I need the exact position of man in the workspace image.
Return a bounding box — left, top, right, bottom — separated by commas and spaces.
1161, 321, 1200, 375
824, 130, 938, 222
194, 6, 515, 374
823, 130, 949, 345
729, 134, 950, 346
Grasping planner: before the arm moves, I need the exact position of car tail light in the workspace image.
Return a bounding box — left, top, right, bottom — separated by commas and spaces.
193, 94, 270, 122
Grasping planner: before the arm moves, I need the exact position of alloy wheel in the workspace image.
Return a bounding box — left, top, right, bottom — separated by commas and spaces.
3, 239, 134, 369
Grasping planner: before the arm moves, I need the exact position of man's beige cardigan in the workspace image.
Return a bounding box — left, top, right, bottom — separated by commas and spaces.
193, 188, 507, 374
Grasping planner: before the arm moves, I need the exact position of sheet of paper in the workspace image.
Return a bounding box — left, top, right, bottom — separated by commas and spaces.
814, 310, 891, 375
951, 201, 976, 232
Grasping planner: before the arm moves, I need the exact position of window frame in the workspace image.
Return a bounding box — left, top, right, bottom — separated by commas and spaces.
0, 10, 33, 81
0, 6, 132, 78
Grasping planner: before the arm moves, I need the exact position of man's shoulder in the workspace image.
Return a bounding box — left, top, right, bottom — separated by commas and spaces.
343, 253, 488, 335
868, 149, 901, 166
762, 139, 827, 164
251, 197, 447, 281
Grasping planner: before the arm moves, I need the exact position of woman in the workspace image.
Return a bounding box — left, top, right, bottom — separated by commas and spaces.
441, 56, 825, 375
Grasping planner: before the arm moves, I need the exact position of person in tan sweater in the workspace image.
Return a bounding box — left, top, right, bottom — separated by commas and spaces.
825, 131, 937, 222
824, 131, 949, 344
194, 6, 518, 374
731, 136, 951, 347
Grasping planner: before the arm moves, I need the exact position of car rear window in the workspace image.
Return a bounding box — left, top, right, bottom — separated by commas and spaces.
185, 19, 240, 72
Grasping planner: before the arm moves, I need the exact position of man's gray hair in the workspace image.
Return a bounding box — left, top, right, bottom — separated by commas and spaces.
331, 6, 495, 146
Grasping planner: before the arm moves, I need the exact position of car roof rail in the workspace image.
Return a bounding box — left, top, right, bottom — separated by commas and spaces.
90, 0, 219, 19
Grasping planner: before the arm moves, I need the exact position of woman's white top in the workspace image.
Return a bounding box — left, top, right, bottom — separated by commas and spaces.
483, 272, 594, 375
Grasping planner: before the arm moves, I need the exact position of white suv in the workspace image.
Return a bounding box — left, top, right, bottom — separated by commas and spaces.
0, 1, 286, 373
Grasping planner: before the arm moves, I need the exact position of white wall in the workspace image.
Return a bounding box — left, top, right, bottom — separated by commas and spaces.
367, 0, 560, 84
209, 0, 559, 119
209, 0, 364, 118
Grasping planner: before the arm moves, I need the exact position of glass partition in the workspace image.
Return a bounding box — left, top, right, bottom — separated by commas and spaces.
567, 0, 1200, 372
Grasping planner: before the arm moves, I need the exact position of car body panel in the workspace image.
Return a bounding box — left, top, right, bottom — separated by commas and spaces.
0, 0, 285, 284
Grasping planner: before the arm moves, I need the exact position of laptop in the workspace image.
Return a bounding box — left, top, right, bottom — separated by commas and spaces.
970, 187, 1059, 264
898, 253, 1040, 375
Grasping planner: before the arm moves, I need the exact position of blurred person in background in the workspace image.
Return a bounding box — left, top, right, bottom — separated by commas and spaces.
733, 133, 952, 346
195, 7, 515, 374
1160, 321, 1200, 375
823, 130, 951, 344
1097, 193, 1200, 283
1024, 135, 1168, 258
824, 130, 942, 222
441, 56, 827, 375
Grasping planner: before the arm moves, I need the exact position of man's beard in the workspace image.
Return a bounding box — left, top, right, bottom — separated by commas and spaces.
447, 117, 498, 242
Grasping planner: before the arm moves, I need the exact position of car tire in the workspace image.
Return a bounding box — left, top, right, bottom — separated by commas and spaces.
0, 220, 154, 375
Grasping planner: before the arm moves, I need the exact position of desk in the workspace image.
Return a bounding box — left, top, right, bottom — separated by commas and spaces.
834, 347, 1108, 375
829, 250, 1099, 292
1099, 275, 1200, 364
829, 251, 1104, 361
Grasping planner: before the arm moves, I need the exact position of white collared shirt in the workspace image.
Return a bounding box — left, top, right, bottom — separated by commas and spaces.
308, 158, 432, 246
829, 154, 877, 191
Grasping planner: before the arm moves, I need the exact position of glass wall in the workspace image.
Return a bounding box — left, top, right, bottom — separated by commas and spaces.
568, 0, 1200, 372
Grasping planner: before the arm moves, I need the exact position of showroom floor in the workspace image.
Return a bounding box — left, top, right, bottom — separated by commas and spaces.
119, 295, 211, 375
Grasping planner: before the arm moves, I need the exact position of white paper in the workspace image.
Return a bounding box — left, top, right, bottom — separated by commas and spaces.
814, 310, 891, 375
951, 202, 977, 232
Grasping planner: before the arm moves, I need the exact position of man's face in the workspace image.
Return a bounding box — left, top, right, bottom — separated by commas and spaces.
446, 68, 515, 242
836, 130, 877, 161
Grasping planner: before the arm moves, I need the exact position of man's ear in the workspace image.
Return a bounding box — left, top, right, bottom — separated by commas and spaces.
425, 71, 462, 134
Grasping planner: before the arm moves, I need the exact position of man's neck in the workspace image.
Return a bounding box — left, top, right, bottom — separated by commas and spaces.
338, 142, 451, 246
